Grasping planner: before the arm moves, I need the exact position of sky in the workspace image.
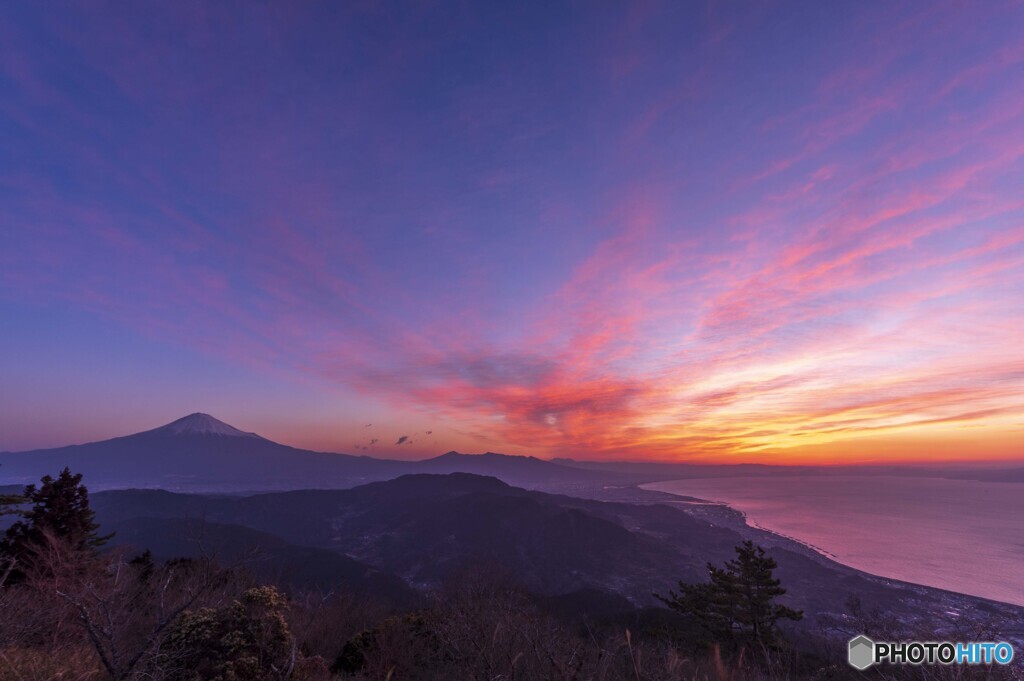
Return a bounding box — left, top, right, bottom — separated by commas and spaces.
1, 1, 1022, 464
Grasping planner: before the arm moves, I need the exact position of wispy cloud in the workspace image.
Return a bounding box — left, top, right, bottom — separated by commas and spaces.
1, 1, 1022, 460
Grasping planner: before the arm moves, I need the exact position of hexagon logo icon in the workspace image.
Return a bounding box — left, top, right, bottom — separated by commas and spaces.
848, 635, 875, 670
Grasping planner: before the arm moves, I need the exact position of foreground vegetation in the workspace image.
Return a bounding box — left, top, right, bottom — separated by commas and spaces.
0, 470, 1017, 680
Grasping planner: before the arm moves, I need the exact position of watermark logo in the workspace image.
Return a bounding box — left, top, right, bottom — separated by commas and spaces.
848, 635, 874, 670
848, 635, 1014, 669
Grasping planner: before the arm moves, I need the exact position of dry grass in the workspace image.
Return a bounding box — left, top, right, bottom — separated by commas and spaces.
0, 647, 102, 681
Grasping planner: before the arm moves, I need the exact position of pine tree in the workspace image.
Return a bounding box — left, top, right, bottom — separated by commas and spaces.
657, 541, 802, 650
0, 468, 111, 584
725, 540, 803, 647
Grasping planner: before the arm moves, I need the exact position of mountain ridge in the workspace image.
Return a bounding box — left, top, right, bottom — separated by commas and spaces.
0, 413, 607, 492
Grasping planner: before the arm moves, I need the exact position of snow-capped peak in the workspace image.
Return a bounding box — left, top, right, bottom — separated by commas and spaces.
151, 413, 260, 438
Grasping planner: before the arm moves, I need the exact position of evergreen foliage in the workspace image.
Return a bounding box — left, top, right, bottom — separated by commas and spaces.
657, 540, 803, 649
159, 586, 297, 680
0, 468, 110, 584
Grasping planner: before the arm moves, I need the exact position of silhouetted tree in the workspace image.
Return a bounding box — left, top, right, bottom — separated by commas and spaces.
727, 540, 802, 646
656, 575, 735, 647
658, 541, 802, 650
0, 468, 111, 584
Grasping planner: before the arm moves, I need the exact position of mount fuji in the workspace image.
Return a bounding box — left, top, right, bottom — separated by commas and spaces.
0, 413, 604, 492
0, 413, 405, 492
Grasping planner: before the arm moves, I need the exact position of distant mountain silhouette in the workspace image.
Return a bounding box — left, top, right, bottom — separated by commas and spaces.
411, 451, 605, 484
553, 458, 1024, 485
8, 413, 1016, 496
0, 414, 607, 492
0, 413, 405, 491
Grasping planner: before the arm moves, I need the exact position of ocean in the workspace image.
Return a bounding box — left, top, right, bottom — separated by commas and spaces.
644, 475, 1024, 607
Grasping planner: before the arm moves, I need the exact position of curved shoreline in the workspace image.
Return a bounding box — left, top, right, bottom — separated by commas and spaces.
640, 477, 1024, 609
655, 495, 841, 561
647, 485, 839, 561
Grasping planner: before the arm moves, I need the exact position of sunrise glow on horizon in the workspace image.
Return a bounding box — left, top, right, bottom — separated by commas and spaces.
2, 2, 1023, 464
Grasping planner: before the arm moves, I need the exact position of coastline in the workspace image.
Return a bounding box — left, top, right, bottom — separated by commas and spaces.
650, 493, 841, 562
638, 476, 1024, 610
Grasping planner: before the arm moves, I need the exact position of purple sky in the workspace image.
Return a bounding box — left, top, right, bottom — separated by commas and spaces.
2, 1, 1023, 463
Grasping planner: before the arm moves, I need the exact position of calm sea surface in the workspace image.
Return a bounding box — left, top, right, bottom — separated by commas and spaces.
644, 475, 1024, 607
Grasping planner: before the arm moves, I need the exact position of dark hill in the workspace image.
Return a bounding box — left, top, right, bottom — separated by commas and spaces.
86, 470, 1024, 641
104, 516, 416, 604
95, 473, 684, 598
